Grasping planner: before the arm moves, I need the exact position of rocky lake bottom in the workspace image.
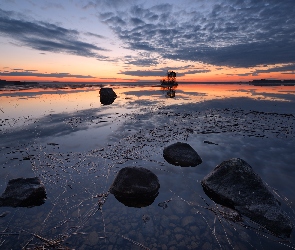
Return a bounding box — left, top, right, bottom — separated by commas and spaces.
0, 83, 295, 249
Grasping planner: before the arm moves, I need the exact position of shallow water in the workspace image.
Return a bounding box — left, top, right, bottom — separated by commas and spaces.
0, 83, 295, 249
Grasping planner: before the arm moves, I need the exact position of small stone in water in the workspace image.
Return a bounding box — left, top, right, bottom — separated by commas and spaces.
158, 202, 168, 209
0, 211, 10, 218
142, 214, 150, 223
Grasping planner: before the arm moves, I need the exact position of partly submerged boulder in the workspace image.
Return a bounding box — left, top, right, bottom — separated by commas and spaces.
110, 167, 160, 208
163, 142, 202, 167
0, 177, 46, 208
201, 158, 293, 238
99, 87, 117, 105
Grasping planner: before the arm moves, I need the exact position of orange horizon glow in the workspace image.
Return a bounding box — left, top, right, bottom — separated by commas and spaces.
0, 76, 140, 83
1, 75, 295, 83
1, 67, 294, 83
2, 84, 294, 113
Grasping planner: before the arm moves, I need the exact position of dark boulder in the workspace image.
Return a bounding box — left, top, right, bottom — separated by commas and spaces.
201, 158, 293, 238
0, 177, 46, 207
99, 87, 117, 105
163, 142, 202, 167
110, 167, 160, 208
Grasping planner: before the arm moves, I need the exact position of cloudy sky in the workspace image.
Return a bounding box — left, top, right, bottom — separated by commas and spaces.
0, 0, 294, 82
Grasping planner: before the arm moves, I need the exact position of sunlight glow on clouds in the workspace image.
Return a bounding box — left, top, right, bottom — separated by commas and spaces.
0, 0, 294, 82
0, 70, 95, 79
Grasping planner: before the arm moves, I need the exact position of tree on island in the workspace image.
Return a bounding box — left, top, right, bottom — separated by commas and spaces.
160, 71, 178, 86
160, 71, 178, 98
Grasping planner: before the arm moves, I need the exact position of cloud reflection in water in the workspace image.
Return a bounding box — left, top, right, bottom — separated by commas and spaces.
0, 83, 295, 249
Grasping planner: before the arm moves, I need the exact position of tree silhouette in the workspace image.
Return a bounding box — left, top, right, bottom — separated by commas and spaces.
160, 71, 178, 86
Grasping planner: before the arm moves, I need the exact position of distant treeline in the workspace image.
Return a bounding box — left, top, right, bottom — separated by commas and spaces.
250, 79, 295, 86
0, 79, 39, 86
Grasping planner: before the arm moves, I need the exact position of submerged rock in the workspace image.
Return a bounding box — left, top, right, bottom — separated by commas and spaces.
201, 158, 293, 238
99, 87, 117, 105
163, 142, 202, 167
110, 167, 160, 208
0, 177, 46, 208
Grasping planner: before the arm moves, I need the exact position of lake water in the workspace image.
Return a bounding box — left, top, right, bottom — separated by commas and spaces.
0, 83, 295, 249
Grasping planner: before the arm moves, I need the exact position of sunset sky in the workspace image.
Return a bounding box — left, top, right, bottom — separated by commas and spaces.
0, 0, 294, 82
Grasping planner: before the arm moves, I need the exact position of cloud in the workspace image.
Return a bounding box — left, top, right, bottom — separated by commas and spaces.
231, 63, 295, 77
235, 73, 252, 77
123, 53, 159, 66
118, 70, 166, 77
253, 64, 295, 74
41, 2, 65, 10
0, 70, 95, 78
0, 8, 108, 59
118, 67, 209, 77
84, 32, 105, 39
183, 69, 211, 74
158, 65, 195, 71
82, 0, 138, 10
158, 66, 211, 75
125, 58, 158, 66
99, 0, 295, 68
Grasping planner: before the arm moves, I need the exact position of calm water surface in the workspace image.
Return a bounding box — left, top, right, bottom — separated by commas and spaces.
0, 83, 295, 249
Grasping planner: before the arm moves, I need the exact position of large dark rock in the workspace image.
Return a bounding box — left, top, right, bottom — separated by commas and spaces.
110, 167, 160, 208
201, 158, 293, 238
163, 142, 202, 167
0, 177, 46, 208
99, 87, 117, 105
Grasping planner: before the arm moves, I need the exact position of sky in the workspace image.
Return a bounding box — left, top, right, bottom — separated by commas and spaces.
0, 0, 295, 82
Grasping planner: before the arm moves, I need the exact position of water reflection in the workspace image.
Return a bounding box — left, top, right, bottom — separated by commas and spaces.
0, 83, 295, 249
112, 192, 159, 208
161, 85, 177, 98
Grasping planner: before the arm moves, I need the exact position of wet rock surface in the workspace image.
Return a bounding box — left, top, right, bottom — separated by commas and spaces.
110, 167, 160, 207
201, 158, 293, 238
163, 142, 202, 167
99, 87, 117, 105
0, 177, 46, 207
